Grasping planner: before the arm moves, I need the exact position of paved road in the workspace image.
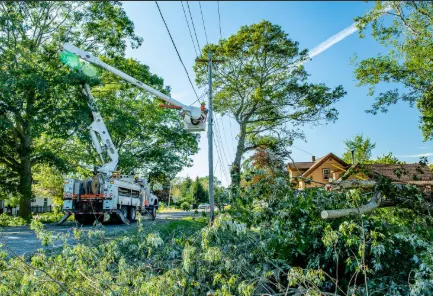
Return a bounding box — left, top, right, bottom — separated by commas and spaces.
0, 210, 202, 257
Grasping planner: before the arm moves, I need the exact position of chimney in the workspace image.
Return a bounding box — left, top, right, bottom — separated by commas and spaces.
312, 156, 316, 162
351, 149, 355, 164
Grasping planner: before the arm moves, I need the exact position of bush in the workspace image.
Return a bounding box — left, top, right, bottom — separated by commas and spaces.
0, 171, 431, 295
34, 212, 72, 224
180, 202, 191, 211
157, 202, 165, 212
0, 214, 27, 227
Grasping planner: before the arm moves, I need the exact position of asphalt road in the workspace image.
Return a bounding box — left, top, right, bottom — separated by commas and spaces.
0, 210, 202, 257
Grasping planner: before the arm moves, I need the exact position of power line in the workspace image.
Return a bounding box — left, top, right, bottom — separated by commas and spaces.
180, 1, 198, 57
155, 1, 201, 102
215, 112, 233, 161
291, 145, 314, 156
217, 1, 222, 39
198, 1, 209, 45
228, 115, 236, 153
186, 1, 201, 53
212, 110, 231, 177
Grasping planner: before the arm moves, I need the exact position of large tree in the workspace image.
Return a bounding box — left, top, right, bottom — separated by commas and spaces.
91, 56, 199, 182
354, 1, 433, 140
194, 21, 346, 192
0, 1, 142, 218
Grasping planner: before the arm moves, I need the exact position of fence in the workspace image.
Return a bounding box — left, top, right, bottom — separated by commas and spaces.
31, 205, 52, 214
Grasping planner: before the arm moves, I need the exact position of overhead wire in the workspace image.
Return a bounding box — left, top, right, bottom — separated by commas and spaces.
186, 1, 201, 53
212, 110, 231, 178
155, 1, 201, 102
180, 1, 198, 57
291, 145, 314, 156
198, 1, 209, 45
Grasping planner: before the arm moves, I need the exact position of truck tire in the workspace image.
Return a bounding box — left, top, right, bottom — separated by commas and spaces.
150, 206, 156, 221
130, 207, 137, 221
121, 206, 129, 220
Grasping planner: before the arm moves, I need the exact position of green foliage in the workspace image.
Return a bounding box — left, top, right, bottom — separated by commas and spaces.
194, 20, 346, 188
32, 164, 64, 206
0, 175, 432, 294
34, 212, 73, 224
91, 56, 199, 182
189, 177, 208, 208
354, 1, 433, 140
0, 1, 142, 217
369, 152, 402, 164
0, 214, 27, 227
0, 2, 199, 217
342, 134, 376, 164
181, 202, 191, 211
180, 177, 193, 204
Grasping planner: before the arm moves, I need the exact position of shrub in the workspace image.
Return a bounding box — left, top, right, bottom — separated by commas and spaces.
0, 171, 431, 295
181, 202, 191, 211
0, 214, 27, 227
34, 212, 73, 224
157, 202, 165, 212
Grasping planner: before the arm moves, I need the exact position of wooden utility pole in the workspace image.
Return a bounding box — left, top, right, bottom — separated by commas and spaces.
195, 53, 224, 223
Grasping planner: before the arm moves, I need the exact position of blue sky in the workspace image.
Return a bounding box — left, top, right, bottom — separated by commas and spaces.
121, 1, 432, 186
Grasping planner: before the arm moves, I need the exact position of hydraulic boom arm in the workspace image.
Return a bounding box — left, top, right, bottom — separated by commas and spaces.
61, 43, 207, 130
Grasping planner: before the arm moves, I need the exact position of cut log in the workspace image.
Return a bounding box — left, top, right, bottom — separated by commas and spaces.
326, 180, 377, 191
321, 193, 381, 219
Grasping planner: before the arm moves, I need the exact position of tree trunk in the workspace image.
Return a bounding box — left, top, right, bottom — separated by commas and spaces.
230, 123, 246, 197
18, 133, 33, 219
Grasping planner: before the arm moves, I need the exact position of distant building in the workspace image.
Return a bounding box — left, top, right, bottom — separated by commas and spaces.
0, 196, 54, 216
288, 152, 433, 190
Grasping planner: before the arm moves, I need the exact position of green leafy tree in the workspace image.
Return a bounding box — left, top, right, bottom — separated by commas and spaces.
180, 176, 193, 204
91, 57, 199, 182
194, 20, 346, 192
0, 1, 142, 218
370, 152, 402, 164
190, 177, 208, 208
342, 134, 376, 164
354, 1, 433, 140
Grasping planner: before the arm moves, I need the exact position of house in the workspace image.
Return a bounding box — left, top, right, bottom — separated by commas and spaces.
0, 196, 54, 216
288, 153, 433, 190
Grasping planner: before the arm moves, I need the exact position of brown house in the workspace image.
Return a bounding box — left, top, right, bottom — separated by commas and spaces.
288, 153, 433, 190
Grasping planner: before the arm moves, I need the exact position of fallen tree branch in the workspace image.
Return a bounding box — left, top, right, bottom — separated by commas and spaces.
325, 180, 377, 191
321, 193, 381, 219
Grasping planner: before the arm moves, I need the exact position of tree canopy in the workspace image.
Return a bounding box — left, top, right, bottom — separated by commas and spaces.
0, 1, 198, 216
194, 20, 346, 192
342, 134, 376, 164
354, 1, 433, 140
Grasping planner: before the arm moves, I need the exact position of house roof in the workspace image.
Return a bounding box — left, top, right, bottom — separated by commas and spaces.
361, 163, 433, 182
287, 162, 314, 170
300, 153, 349, 178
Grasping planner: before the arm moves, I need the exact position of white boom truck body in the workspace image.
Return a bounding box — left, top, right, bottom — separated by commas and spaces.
57, 43, 207, 225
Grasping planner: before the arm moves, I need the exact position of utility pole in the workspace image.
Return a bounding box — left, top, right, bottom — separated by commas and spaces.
196, 52, 224, 223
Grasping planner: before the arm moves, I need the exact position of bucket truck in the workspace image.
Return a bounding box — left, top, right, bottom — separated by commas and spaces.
57, 43, 207, 225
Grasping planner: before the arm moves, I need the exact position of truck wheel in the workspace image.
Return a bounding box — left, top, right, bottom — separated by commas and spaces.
150, 205, 157, 221
130, 207, 137, 221
121, 206, 129, 219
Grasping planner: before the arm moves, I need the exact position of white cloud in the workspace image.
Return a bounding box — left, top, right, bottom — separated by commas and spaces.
305, 5, 392, 62
396, 153, 433, 158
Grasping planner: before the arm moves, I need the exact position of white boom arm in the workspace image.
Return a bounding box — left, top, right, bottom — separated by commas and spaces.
61, 43, 206, 130
82, 84, 119, 175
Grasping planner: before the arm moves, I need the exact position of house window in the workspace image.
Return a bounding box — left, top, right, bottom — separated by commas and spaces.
322, 168, 330, 180
44, 198, 48, 207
